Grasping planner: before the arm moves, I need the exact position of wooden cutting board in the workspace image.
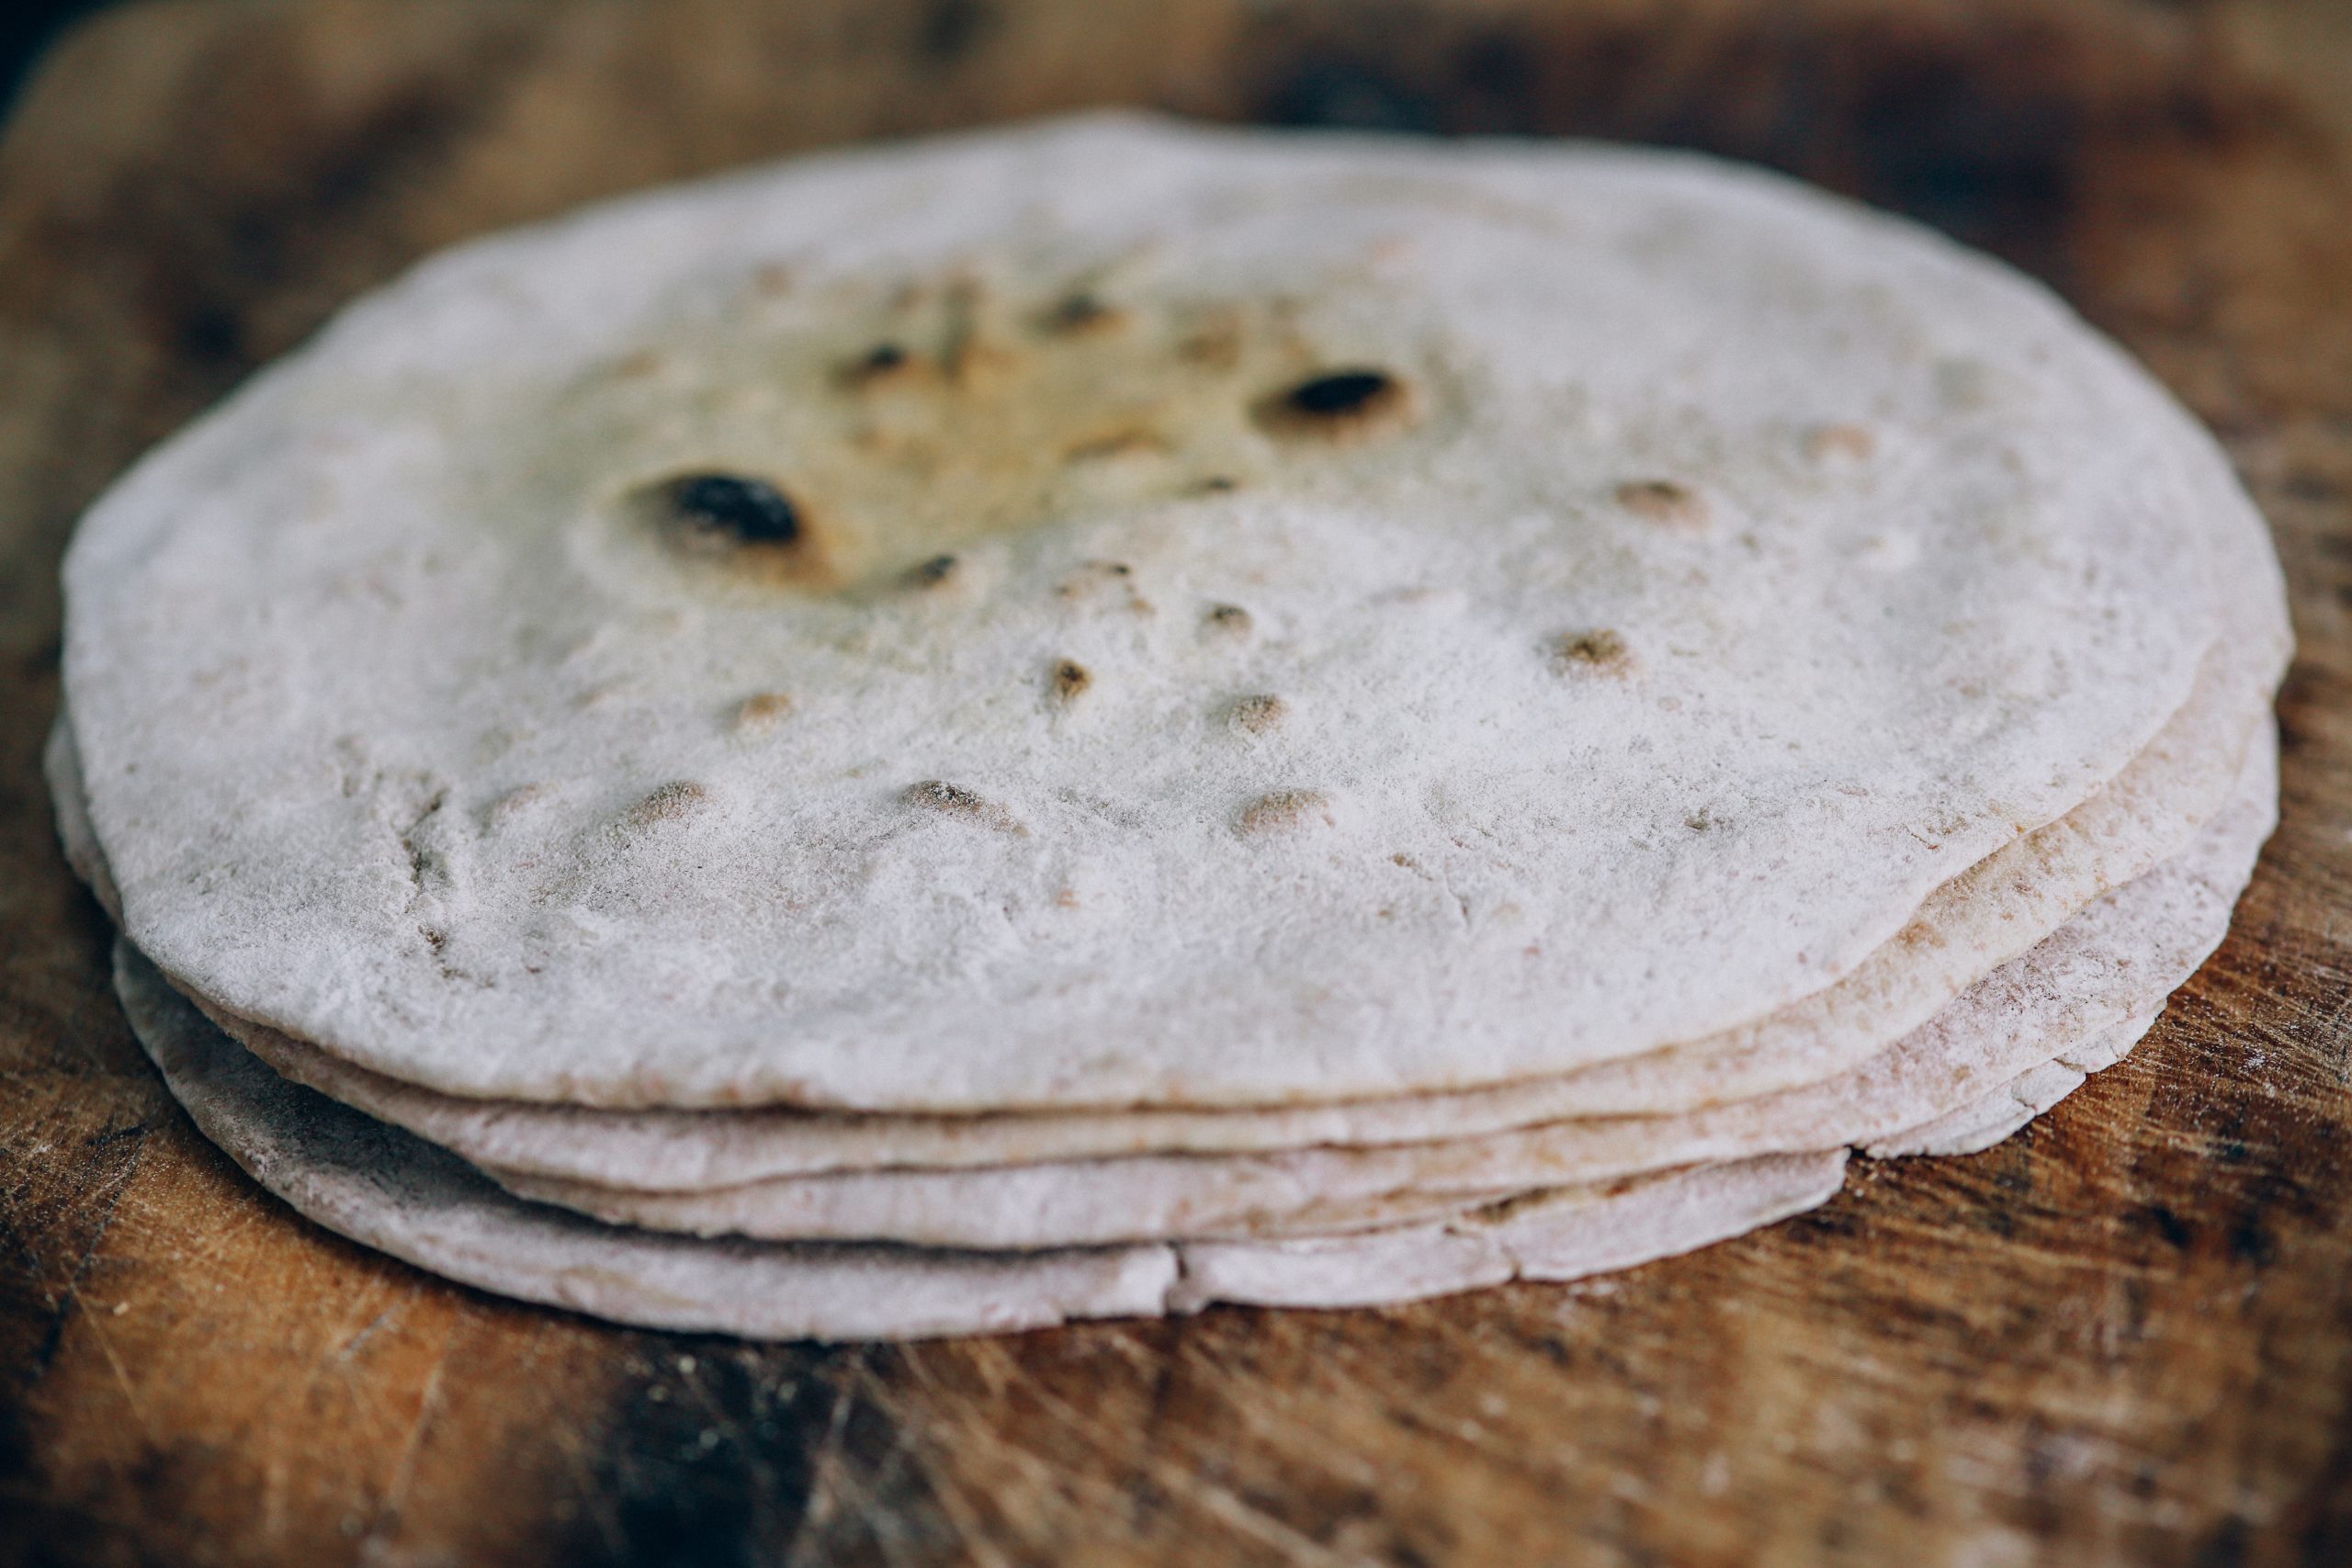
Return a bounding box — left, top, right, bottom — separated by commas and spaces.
4, 2, 2349, 1562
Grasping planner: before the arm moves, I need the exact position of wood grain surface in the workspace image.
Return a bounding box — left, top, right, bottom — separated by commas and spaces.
3, 2, 2350, 1562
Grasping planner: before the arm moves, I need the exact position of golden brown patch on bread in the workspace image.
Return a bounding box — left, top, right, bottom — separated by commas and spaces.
1614, 479, 1709, 529
1549, 628, 1634, 675
903, 780, 1026, 836
729, 693, 793, 735
1227, 693, 1288, 734
1236, 788, 1337, 836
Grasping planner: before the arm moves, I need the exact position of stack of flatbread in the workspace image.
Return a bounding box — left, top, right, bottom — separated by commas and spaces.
48, 115, 2289, 1341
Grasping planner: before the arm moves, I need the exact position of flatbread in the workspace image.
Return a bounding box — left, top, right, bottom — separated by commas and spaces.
117, 940, 1850, 1338
47, 649, 2259, 1180
66, 112, 2265, 1112
482, 732, 2273, 1247
1862, 1009, 2160, 1159
51, 715, 2245, 1252
45, 716, 119, 925
1164, 1152, 1849, 1312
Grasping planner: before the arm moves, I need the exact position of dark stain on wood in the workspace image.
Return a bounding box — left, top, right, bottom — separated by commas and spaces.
917, 0, 996, 64
1232, 0, 2308, 287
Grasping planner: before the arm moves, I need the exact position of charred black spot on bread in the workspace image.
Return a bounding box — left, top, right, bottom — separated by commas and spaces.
1204, 603, 1254, 637
1198, 476, 1238, 492
1550, 628, 1634, 674
637, 471, 835, 587
1038, 292, 1124, 336
1051, 659, 1091, 702
908, 554, 959, 588
662, 474, 802, 547
1255, 368, 1411, 441
1291, 370, 1393, 416
843, 342, 920, 388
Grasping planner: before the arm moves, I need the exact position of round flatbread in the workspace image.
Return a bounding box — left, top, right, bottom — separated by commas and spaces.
116, 941, 1849, 1337
41, 650, 2256, 1182
482, 733, 2272, 1247
1860, 1007, 2160, 1160
65, 113, 2262, 1112
51, 713, 2264, 1248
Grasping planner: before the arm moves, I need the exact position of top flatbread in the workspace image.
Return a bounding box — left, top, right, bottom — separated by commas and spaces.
63, 113, 2256, 1111
49, 645, 2259, 1182
115, 936, 1854, 1337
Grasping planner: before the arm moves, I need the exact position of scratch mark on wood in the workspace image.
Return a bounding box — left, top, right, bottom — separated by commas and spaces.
378, 1325, 454, 1532
324, 1292, 409, 1371
24, 1121, 148, 1389
779, 1374, 857, 1568
74, 1286, 156, 1443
